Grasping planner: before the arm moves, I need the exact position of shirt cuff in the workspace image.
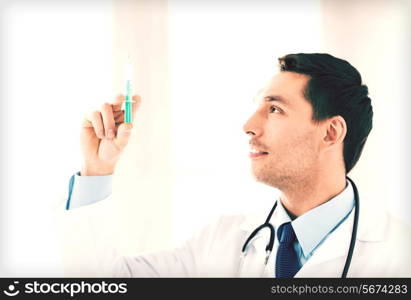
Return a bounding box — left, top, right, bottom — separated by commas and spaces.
66, 171, 113, 210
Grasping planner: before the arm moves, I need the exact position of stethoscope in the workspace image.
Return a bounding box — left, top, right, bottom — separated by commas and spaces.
241, 176, 360, 278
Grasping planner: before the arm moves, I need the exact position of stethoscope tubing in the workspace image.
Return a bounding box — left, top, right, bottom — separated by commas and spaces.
241, 176, 360, 278
342, 176, 359, 278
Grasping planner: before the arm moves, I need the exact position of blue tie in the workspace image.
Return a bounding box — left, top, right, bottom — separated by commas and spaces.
275, 222, 300, 278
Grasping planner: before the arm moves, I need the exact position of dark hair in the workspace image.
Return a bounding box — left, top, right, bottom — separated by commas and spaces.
278, 53, 373, 173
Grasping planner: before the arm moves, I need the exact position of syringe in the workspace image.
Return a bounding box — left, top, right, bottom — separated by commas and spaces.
124, 56, 132, 123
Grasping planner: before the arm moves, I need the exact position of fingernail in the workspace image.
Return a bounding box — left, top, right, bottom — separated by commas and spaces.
99, 130, 105, 139
107, 129, 114, 139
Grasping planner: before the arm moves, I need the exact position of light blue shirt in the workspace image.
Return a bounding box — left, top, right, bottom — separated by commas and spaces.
66, 171, 113, 210
66, 173, 354, 269
273, 180, 354, 267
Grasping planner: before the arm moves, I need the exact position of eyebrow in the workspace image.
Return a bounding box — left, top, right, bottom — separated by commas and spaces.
263, 95, 289, 105
253, 92, 290, 107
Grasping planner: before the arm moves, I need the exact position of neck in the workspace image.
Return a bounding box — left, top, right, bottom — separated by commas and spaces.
279, 172, 346, 217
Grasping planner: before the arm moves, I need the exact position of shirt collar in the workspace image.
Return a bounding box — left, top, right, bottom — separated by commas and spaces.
274, 180, 355, 257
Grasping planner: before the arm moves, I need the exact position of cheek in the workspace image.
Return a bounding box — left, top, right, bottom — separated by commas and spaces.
264, 118, 319, 150
290, 131, 319, 161
263, 122, 291, 144
265, 124, 301, 148
271, 128, 319, 159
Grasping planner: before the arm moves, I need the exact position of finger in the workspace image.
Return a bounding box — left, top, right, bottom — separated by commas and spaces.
114, 111, 124, 125
82, 96, 124, 129
88, 110, 105, 139
101, 102, 116, 139
115, 122, 133, 149
83, 108, 121, 128
113, 110, 123, 118
115, 94, 141, 125
82, 116, 92, 128
112, 94, 125, 112
112, 93, 139, 113
131, 94, 141, 120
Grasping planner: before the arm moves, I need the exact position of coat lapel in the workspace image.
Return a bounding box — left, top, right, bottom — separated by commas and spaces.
294, 209, 355, 277
239, 204, 387, 277
295, 206, 386, 277
237, 209, 353, 277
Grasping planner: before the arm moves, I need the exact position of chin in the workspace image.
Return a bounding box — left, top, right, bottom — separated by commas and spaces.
252, 164, 291, 189
252, 169, 278, 187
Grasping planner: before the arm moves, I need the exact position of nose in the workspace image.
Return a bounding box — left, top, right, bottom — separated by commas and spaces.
243, 113, 262, 138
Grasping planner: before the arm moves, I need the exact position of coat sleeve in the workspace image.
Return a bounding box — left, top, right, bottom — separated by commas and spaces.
55, 193, 221, 277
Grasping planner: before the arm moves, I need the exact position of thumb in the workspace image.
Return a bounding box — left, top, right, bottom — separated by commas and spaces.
115, 122, 133, 149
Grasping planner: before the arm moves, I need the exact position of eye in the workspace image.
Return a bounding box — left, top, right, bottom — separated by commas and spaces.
269, 105, 281, 114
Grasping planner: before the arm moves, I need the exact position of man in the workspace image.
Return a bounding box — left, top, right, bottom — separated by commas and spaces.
60, 53, 411, 277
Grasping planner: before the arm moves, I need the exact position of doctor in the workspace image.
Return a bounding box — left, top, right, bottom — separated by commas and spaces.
60, 53, 411, 277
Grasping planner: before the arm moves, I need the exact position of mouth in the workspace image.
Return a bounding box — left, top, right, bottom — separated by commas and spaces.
249, 147, 269, 159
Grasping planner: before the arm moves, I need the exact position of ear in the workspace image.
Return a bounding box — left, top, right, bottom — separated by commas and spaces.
323, 115, 347, 147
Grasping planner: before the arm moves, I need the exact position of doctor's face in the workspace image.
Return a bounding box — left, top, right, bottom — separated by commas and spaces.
243, 71, 321, 189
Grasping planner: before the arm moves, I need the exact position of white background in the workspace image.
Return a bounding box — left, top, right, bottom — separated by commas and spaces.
0, 0, 410, 276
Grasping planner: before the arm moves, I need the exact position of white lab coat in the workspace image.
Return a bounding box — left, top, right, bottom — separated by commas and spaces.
56, 193, 411, 277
